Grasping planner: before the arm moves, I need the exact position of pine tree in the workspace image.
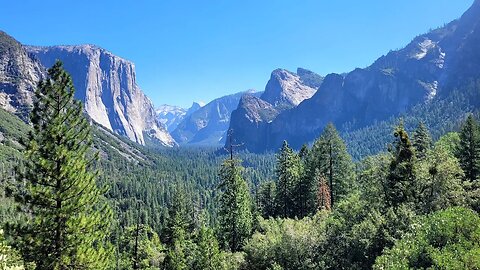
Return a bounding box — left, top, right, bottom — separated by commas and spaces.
164, 226, 189, 270
6, 61, 113, 269
162, 185, 193, 246
299, 144, 309, 160
412, 121, 432, 159
194, 222, 224, 270
457, 114, 480, 183
217, 158, 253, 252
385, 121, 417, 207
256, 181, 276, 218
309, 123, 354, 208
316, 170, 331, 211
275, 141, 303, 218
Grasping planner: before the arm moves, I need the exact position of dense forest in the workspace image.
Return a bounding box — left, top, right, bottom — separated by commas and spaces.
1, 62, 480, 269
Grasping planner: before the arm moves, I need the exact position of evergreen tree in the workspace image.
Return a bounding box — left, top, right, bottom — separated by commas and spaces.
385, 121, 416, 207
6, 61, 113, 269
194, 222, 224, 270
457, 114, 480, 183
164, 226, 189, 270
412, 121, 432, 159
162, 185, 193, 246
299, 144, 309, 160
309, 123, 354, 208
275, 141, 303, 218
256, 181, 276, 218
217, 158, 253, 252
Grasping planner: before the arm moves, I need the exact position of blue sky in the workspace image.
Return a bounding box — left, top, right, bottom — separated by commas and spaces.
1, 0, 474, 108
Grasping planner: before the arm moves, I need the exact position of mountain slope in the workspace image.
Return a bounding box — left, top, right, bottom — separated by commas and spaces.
232, 0, 480, 153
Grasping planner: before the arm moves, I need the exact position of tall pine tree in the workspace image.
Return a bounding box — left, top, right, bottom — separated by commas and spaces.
217, 158, 253, 252
256, 181, 276, 218
308, 123, 354, 208
275, 141, 303, 218
412, 121, 432, 160
6, 61, 113, 269
457, 114, 480, 183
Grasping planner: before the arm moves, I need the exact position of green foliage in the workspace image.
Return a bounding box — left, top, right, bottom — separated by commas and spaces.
415, 144, 466, 213
412, 121, 432, 159
374, 207, 480, 270
244, 213, 326, 270
256, 181, 276, 218
117, 225, 165, 269
0, 229, 25, 270
275, 141, 303, 218
457, 114, 480, 183
192, 223, 224, 270
320, 193, 417, 270
218, 158, 253, 252
385, 122, 417, 207
435, 131, 460, 155
5, 61, 113, 269
308, 123, 355, 208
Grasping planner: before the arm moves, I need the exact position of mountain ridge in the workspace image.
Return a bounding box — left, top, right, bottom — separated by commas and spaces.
228, 0, 480, 153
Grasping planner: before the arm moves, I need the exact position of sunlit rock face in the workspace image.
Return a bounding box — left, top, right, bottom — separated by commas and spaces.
26, 45, 175, 146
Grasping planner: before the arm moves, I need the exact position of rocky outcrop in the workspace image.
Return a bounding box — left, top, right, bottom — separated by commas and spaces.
228, 94, 279, 150
260, 69, 318, 109
172, 90, 260, 145
26, 45, 175, 146
230, 0, 480, 152
0, 31, 45, 119
227, 68, 322, 150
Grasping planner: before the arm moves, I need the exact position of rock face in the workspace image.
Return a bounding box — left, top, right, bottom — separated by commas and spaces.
25, 45, 175, 146
227, 68, 322, 150
260, 69, 318, 109
0, 31, 45, 118
172, 90, 260, 145
230, 0, 480, 152
156, 102, 203, 131
229, 94, 279, 150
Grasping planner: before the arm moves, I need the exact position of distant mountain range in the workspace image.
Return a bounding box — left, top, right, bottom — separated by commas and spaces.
171, 90, 261, 146
156, 102, 204, 132
1, 0, 480, 155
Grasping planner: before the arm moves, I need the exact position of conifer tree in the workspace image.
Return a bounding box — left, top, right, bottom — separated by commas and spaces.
217, 158, 253, 252
412, 121, 432, 159
164, 226, 189, 270
162, 185, 193, 246
299, 144, 309, 160
309, 123, 354, 208
457, 114, 480, 183
6, 61, 113, 269
275, 141, 303, 218
385, 121, 417, 207
256, 181, 276, 218
194, 222, 224, 270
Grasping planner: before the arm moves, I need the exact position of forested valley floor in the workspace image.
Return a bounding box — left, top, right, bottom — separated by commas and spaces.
1, 62, 479, 269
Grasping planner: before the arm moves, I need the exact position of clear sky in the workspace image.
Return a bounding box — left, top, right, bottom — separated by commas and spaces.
0, 0, 474, 108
